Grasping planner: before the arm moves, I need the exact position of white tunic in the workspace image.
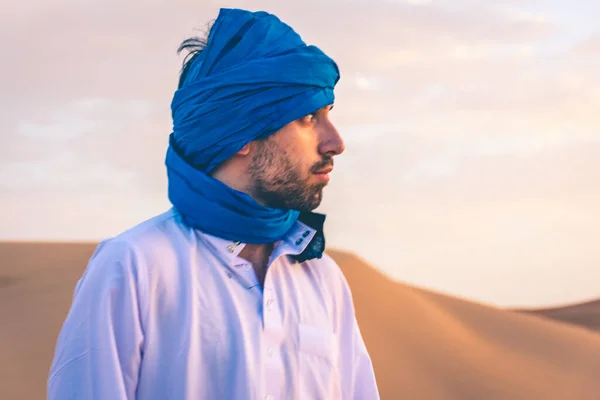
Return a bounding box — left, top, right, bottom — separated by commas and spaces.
48, 208, 380, 399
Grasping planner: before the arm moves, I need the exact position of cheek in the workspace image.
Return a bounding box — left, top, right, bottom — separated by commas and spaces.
280, 127, 316, 155
272, 152, 309, 180
286, 151, 312, 175
264, 135, 313, 177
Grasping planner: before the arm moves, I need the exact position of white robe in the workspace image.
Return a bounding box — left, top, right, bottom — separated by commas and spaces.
48, 208, 380, 400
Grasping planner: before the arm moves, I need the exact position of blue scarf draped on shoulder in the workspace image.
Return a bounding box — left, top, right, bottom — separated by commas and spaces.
164, 8, 339, 261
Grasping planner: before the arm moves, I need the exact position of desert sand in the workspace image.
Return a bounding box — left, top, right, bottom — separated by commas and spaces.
1, 242, 600, 399
516, 299, 600, 334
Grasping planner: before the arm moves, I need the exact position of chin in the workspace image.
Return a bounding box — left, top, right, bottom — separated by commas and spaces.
303, 193, 324, 211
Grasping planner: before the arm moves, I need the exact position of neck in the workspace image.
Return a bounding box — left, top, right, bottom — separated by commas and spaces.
239, 242, 275, 263
239, 242, 275, 287
212, 167, 269, 208
211, 159, 250, 191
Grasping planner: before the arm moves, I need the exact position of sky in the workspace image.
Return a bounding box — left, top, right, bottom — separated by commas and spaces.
1, 0, 600, 308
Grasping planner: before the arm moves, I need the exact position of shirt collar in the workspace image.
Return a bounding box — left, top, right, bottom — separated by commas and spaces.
199, 220, 317, 268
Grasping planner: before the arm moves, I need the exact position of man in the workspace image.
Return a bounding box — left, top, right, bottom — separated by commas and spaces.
48, 8, 380, 400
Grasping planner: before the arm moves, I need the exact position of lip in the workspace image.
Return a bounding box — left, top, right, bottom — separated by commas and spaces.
313, 167, 333, 182
314, 167, 333, 175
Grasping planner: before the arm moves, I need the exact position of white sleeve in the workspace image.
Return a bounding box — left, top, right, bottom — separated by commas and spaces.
350, 319, 380, 399
47, 239, 146, 400
327, 255, 380, 399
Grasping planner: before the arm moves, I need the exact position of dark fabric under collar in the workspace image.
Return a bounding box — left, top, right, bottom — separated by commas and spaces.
292, 212, 326, 263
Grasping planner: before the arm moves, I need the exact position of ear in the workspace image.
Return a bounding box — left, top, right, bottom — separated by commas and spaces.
236, 143, 251, 156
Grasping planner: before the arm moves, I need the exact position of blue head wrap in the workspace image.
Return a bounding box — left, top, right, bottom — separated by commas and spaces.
165, 8, 339, 248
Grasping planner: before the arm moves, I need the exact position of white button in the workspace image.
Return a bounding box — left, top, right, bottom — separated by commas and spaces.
268, 347, 275, 357
265, 395, 274, 400
266, 299, 274, 310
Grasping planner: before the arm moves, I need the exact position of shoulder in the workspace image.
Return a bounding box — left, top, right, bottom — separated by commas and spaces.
78, 208, 190, 292
305, 251, 349, 285
303, 251, 354, 304
72, 209, 194, 322
90, 208, 189, 267
300, 251, 360, 334
110, 208, 184, 252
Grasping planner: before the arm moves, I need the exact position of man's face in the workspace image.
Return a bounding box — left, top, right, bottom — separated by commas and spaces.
247, 105, 345, 212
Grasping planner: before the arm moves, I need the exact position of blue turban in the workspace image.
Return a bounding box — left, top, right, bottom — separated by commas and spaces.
171, 8, 340, 173
165, 8, 339, 246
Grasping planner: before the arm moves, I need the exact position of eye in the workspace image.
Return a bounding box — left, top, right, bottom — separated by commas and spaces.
300, 113, 317, 124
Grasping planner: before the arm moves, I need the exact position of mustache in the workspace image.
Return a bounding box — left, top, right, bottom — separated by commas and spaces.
311, 157, 334, 173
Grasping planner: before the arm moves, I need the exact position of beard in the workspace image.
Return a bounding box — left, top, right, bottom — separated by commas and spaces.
247, 139, 332, 212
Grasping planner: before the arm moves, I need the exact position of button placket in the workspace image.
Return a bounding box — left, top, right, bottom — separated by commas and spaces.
262, 272, 283, 400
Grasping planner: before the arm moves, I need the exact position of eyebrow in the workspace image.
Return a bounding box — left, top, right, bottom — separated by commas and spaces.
303, 105, 333, 118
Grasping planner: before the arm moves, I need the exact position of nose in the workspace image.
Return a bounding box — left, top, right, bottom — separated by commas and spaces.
318, 120, 345, 157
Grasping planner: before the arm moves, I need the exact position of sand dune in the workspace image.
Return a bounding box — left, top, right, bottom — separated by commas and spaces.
1, 242, 600, 399
330, 250, 600, 399
516, 299, 600, 334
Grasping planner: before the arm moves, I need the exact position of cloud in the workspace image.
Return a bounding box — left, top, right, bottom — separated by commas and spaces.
353, 74, 385, 91
14, 98, 150, 141
571, 33, 600, 56
0, 153, 137, 191
1, 97, 162, 196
